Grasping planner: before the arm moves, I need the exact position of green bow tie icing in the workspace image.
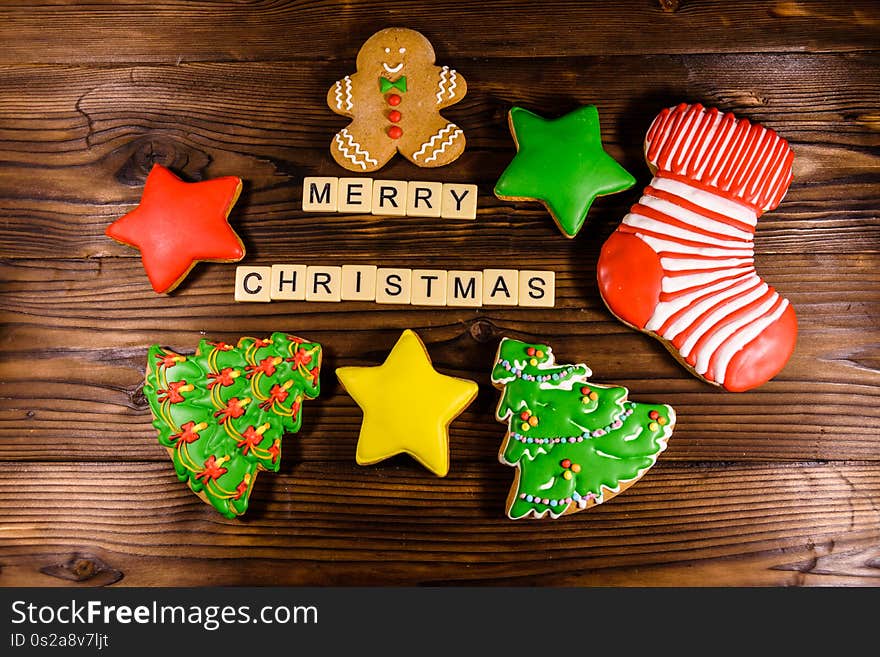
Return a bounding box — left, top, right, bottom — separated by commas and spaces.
379, 76, 407, 93
494, 105, 636, 238
144, 333, 322, 519
491, 338, 675, 520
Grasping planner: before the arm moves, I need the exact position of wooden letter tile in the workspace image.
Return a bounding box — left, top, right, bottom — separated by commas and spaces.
234, 266, 272, 303
482, 269, 519, 305
411, 270, 448, 306
306, 265, 342, 302
518, 270, 555, 307
441, 183, 478, 220
270, 264, 307, 300
375, 268, 412, 304
302, 177, 338, 212
446, 270, 483, 307
406, 181, 443, 218
341, 265, 378, 301
371, 180, 408, 217
337, 178, 373, 213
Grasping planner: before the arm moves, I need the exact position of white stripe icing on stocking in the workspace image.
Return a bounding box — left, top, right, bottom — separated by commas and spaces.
679, 285, 774, 359
712, 299, 790, 382
624, 175, 792, 385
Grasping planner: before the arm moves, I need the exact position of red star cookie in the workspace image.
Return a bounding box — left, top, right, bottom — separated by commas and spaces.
105, 164, 245, 293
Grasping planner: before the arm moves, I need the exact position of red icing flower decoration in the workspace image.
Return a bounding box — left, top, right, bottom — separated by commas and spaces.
233, 478, 249, 500
157, 380, 192, 404
246, 356, 279, 379
287, 348, 312, 368
207, 367, 238, 389
196, 455, 228, 483
104, 164, 244, 294
155, 351, 184, 369
309, 366, 320, 386
209, 341, 233, 351
213, 397, 247, 424
259, 384, 289, 411
267, 440, 281, 464
236, 425, 264, 456
170, 421, 204, 444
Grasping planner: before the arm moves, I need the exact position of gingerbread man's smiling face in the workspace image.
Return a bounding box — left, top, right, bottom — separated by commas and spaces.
355, 28, 436, 79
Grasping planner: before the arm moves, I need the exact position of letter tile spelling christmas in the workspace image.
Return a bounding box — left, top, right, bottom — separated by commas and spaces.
144, 333, 322, 518
491, 338, 675, 520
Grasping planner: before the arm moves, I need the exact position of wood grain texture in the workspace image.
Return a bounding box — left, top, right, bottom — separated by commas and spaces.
0, 461, 878, 586
0, 1, 877, 587
0, 0, 878, 64
0, 54, 877, 259
0, 254, 877, 463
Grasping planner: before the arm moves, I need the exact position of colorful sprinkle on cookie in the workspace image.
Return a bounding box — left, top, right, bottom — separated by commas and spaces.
491, 337, 675, 520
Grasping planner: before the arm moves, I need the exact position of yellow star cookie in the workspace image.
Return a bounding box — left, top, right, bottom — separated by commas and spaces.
336, 329, 478, 476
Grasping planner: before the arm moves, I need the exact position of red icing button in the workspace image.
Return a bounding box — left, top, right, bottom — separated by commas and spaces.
388, 125, 403, 139
388, 109, 402, 123
387, 94, 401, 106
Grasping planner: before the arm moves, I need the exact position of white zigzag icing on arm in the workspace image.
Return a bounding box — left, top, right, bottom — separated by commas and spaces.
413, 123, 455, 161
334, 76, 353, 111
424, 127, 463, 163
342, 75, 353, 110
436, 66, 449, 104
447, 69, 457, 99
435, 67, 458, 105
335, 128, 377, 170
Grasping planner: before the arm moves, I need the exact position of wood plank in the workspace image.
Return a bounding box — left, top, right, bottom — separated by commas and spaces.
0, 254, 877, 463
0, 461, 877, 586
0, 1, 877, 64
0, 54, 877, 259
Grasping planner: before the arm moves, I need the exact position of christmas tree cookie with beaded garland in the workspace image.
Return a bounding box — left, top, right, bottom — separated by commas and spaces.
145, 332, 322, 518
491, 338, 675, 519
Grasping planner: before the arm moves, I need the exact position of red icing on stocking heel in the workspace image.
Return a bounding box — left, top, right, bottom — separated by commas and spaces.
597, 232, 663, 329
597, 103, 797, 392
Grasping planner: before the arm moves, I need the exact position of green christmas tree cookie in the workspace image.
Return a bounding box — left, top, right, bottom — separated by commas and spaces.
491, 338, 675, 520
144, 332, 322, 518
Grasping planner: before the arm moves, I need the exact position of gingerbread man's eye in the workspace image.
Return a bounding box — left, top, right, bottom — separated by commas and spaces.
399, 47, 406, 54
384, 47, 391, 54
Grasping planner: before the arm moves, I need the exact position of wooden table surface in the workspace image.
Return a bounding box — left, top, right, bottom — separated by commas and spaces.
0, 0, 878, 587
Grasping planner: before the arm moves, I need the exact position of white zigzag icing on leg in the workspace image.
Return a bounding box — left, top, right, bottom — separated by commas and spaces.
424, 127, 463, 163
413, 123, 456, 161
335, 128, 377, 170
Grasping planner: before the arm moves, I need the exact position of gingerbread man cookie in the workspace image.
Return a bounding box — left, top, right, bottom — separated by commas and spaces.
327, 28, 468, 172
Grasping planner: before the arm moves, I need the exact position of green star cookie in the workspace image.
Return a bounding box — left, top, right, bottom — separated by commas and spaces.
494, 105, 636, 238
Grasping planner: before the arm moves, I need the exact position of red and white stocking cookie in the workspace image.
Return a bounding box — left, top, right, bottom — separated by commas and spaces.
327, 27, 467, 172
597, 103, 797, 392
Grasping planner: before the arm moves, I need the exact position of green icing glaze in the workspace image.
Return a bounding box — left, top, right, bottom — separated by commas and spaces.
491, 337, 675, 520
493, 105, 636, 238
144, 333, 322, 519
